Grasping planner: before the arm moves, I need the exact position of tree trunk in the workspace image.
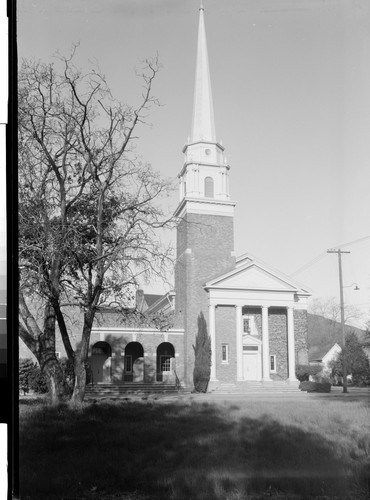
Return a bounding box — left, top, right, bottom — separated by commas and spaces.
20, 297, 68, 404
38, 350, 67, 404
70, 311, 94, 405
70, 356, 87, 405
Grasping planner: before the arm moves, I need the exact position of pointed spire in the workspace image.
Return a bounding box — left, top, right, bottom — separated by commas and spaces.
190, 3, 216, 143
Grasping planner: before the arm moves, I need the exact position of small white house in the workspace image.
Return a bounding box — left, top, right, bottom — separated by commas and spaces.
309, 343, 342, 381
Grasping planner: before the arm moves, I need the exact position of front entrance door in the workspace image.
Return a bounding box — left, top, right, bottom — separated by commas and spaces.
243, 353, 259, 380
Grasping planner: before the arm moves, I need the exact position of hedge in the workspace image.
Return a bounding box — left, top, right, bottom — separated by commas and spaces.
299, 381, 331, 393
295, 364, 323, 382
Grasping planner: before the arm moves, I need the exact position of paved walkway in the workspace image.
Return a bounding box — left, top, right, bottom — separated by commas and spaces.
148, 386, 370, 404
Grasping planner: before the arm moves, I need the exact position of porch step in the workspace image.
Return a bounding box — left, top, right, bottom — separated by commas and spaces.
211, 381, 303, 394
84, 383, 186, 401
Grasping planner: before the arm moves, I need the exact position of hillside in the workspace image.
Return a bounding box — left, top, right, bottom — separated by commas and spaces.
307, 313, 367, 361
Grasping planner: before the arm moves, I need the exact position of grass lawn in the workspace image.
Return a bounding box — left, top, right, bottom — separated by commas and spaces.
18, 394, 370, 499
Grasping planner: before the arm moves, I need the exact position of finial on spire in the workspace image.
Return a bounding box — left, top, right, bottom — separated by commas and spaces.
199, 1, 204, 11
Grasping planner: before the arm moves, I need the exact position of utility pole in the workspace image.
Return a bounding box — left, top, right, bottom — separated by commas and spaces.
327, 249, 350, 393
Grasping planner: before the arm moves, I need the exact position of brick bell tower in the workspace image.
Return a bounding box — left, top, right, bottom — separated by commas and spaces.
174, 3, 236, 385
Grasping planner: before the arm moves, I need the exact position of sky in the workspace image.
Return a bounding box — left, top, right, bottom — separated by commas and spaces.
17, 0, 370, 327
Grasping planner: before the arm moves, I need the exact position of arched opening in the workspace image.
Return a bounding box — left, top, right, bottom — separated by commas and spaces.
204, 176, 214, 198
156, 342, 175, 382
124, 342, 144, 382
90, 341, 112, 384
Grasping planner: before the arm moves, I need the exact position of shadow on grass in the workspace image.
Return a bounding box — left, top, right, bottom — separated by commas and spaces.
19, 400, 370, 499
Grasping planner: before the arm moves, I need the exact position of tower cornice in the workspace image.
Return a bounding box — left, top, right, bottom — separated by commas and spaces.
174, 197, 236, 219
178, 161, 230, 179
182, 141, 225, 154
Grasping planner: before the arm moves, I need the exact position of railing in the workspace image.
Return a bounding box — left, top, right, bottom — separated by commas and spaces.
174, 370, 181, 391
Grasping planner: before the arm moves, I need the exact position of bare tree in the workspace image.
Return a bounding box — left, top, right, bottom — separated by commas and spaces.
19, 49, 175, 404
309, 297, 362, 326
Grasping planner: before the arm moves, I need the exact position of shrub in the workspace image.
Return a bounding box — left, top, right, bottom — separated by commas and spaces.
59, 357, 75, 395
193, 312, 211, 393
19, 358, 48, 394
299, 381, 331, 393
19, 356, 76, 397
352, 372, 370, 387
19, 359, 34, 395
29, 364, 48, 394
330, 333, 370, 387
295, 364, 322, 382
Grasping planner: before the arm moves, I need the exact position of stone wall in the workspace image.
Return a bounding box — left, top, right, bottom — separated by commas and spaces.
268, 308, 288, 380
242, 307, 262, 340
294, 309, 309, 364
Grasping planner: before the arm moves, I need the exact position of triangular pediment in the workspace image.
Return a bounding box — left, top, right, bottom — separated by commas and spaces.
205, 256, 310, 294
242, 334, 262, 346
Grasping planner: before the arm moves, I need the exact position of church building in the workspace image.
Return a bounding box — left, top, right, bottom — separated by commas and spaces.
88, 5, 310, 390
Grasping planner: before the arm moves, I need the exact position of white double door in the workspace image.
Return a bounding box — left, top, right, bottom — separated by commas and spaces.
242, 348, 262, 381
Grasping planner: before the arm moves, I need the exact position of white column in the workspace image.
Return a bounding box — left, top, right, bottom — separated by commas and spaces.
209, 304, 217, 381
236, 305, 243, 380
195, 166, 200, 196
226, 170, 230, 199
179, 178, 184, 200
262, 306, 271, 381
220, 169, 226, 198
188, 166, 195, 196
287, 307, 296, 381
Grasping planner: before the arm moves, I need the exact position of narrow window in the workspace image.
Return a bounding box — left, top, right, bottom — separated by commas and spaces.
204, 176, 214, 198
221, 344, 229, 363
125, 355, 133, 373
270, 355, 277, 373
243, 318, 251, 334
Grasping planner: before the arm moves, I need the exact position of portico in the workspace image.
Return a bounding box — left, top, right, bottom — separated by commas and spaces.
205, 254, 310, 385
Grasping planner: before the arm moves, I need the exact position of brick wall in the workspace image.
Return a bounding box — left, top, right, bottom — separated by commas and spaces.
102, 332, 185, 383
215, 305, 237, 383
175, 212, 235, 386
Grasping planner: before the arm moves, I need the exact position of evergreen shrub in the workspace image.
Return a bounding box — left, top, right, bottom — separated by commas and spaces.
193, 312, 211, 393
295, 364, 322, 382
19, 357, 74, 395
299, 381, 331, 393
29, 364, 48, 394
19, 359, 34, 395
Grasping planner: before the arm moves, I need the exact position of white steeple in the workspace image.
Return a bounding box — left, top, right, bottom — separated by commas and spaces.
175, 2, 235, 218
191, 2, 216, 143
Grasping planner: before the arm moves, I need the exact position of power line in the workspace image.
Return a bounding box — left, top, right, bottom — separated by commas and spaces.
290, 235, 370, 277
335, 234, 370, 249
290, 253, 327, 276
